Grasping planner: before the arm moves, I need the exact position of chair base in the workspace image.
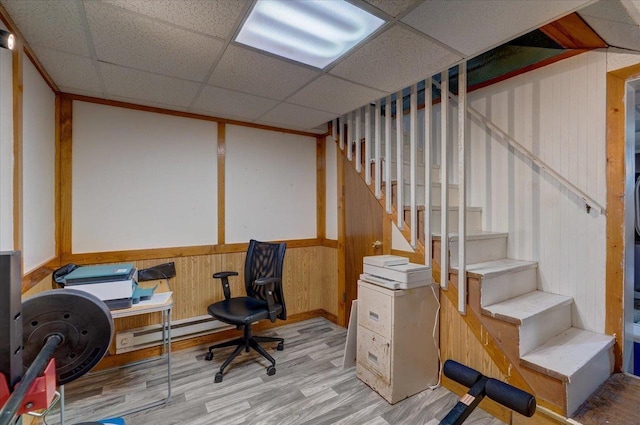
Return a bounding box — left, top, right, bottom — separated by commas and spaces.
205, 323, 284, 383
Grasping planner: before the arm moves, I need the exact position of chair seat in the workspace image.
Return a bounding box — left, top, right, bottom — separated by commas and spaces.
208, 297, 283, 326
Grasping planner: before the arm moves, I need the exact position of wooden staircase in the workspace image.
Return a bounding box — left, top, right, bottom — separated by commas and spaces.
376, 159, 614, 417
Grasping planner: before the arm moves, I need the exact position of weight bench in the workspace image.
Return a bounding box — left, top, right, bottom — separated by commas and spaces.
431, 360, 536, 425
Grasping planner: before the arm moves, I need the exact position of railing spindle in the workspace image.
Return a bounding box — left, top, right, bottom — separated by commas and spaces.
384, 96, 392, 213
458, 62, 467, 314
396, 91, 404, 229
365, 104, 371, 185
440, 71, 449, 289
410, 84, 418, 248
425, 78, 432, 268
355, 108, 362, 172
375, 101, 382, 198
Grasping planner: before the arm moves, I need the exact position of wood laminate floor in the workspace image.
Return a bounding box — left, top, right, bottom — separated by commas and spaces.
44, 318, 504, 425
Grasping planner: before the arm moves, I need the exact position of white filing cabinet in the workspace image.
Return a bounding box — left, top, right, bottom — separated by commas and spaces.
356, 280, 439, 404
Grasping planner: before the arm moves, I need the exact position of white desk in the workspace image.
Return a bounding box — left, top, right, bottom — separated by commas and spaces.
109, 280, 173, 416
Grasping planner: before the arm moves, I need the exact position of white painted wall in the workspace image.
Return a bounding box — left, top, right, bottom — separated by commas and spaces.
72, 102, 218, 252
467, 52, 607, 333
325, 137, 337, 240
0, 22, 13, 251
226, 125, 316, 243
22, 58, 55, 272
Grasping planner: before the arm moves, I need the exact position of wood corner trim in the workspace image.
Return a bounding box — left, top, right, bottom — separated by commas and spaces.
540, 13, 607, 50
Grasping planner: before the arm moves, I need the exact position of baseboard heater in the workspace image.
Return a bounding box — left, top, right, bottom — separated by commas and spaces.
115, 315, 233, 354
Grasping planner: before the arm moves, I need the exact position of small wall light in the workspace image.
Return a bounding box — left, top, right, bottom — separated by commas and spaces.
0, 29, 15, 50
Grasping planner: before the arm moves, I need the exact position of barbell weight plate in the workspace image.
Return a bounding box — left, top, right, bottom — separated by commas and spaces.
22, 289, 114, 385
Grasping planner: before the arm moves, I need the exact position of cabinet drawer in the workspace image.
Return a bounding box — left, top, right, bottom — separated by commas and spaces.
358, 284, 392, 338
357, 325, 391, 383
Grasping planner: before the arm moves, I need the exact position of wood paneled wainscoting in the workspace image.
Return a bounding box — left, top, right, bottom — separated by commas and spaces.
21, 244, 339, 370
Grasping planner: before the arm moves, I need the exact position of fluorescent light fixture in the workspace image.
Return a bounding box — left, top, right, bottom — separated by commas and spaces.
235, 0, 385, 69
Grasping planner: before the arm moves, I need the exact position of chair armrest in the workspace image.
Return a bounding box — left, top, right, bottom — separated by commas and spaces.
212, 271, 238, 301
255, 277, 280, 322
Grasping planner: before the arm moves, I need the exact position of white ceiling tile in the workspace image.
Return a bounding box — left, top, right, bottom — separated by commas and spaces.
85, 1, 224, 82
402, 0, 591, 56
330, 25, 461, 93
579, 0, 636, 25
103, 0, 248, 39
579, 15, 640, 50
192, 86, 279, 121
209, 45, 319, 100
99, 63, 200, 108
364, 0, 419, 18
1, 0, 90, 55
258, 103, 336, 130
31, 47, 103, 94
287, 75, 385, 115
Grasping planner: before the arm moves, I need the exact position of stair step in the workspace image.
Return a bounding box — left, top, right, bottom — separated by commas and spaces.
431, 206, 483, 234
450, 258, 537, 278
450, 259, 538, 307
432, 231, 508, 242
520, 327, 615, 415
448, 232, 508, 267
400, 181, 459, 207
482, 290, 573, 325
483, 290, 573, 356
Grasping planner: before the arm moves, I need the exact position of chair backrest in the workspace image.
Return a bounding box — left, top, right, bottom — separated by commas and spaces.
244, 239, 287, 320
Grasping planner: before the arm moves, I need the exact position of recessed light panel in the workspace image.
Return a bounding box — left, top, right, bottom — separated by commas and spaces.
235, 0, 385, 69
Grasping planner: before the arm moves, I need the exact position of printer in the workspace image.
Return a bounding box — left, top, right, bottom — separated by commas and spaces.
62, 263, 136, 310
360, 255, 432, 290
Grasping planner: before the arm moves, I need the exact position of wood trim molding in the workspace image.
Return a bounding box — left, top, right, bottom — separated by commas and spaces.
0, 2, 59, 93
337, 151, 347, 326
54, 95, 62, 256
320, 238, 338, 249
12, 38, 23, 255
93, 309, 336, 371
21, 257, 58, 293
217, 123, 225, 245
59, 238, 325, 265
604, 65, 640, 372
317, 136, 326, 240
62, 93, 322, 138
58, 97, 73, 256
539, 13, 607, 50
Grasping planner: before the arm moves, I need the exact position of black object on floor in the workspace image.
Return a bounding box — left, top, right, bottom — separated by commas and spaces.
439, 360, 536, 425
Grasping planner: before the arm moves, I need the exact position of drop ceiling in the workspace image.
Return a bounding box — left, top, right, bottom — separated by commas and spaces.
0, 0, 616, 134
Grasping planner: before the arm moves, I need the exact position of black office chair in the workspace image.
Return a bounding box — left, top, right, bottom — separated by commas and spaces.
204, 239, 287, 383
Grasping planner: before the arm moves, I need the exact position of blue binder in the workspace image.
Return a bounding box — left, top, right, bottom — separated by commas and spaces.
64, 263, 135, 285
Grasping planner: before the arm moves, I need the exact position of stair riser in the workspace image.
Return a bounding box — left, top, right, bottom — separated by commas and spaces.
391, 183, 459, 207
429, 184, 459, 207
519, 304, 572, 356
566, 348, 614, 416
480, 268, 537, 307
463, 275, 568, 414
449, 237, 507, 267
431, 210, 482, 234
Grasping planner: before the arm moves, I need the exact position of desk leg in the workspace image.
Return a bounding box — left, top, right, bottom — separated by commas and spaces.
60, 385, 65, 425
111, 308, 172, 417
166, 308, 172, 405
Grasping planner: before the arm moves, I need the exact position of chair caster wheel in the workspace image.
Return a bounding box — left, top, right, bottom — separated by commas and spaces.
267, 366, 276, 376
277, 342, 284, 351
205, 352, 213, 361
215, 372, 223, 383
